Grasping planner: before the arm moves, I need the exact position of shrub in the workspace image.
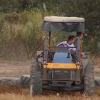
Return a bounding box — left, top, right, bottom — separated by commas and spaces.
0, 8, 53, 60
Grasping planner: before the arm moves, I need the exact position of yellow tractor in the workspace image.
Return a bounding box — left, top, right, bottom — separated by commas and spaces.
30, 16, 94, 96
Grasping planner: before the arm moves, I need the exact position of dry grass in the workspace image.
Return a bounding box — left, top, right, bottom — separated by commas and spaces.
0, 84, 99, 100
0, 94, 98, 100
0, 90, 100, 100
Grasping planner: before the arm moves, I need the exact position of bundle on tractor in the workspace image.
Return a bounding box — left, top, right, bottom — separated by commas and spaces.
30, 16, 94, 96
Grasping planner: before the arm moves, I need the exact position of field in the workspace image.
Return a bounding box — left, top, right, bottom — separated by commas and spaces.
0, 84, 99, 100
0, 58, 100, 100
0, 93, 99, 100
0, 60, 31, 77
0, 85, 100, 100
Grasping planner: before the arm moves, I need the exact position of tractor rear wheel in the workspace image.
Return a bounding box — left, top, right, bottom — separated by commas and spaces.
31, 61, 41, 71
84, 59, 95, 96
30, 71, 42, 96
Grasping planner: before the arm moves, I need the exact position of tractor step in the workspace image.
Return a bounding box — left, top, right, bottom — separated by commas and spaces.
43, 85, 83, 91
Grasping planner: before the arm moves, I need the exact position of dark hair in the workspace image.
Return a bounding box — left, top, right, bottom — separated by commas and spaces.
68, 35, 75, 41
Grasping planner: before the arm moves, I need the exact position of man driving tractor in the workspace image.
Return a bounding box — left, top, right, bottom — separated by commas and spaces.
57, 35, 76, 52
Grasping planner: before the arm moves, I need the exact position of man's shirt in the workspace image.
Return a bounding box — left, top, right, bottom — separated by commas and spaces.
57, 41, 76, 51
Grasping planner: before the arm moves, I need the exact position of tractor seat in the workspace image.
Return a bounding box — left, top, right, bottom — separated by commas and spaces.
53, 48, 72, 63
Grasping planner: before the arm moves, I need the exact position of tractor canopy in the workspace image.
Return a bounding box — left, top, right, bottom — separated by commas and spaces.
42, 16, 85, 33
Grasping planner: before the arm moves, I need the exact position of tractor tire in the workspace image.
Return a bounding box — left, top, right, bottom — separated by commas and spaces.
84, 59, 95, 96
31, 58, 43, 72
31, 61, 40, 71
30, 71, 42, 96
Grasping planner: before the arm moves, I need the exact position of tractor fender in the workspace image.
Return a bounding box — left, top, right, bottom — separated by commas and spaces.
36, 51, 43, 63
81, 52, 90, 69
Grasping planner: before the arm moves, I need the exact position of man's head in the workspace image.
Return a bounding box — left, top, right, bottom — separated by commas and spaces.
67, 35, 75, 44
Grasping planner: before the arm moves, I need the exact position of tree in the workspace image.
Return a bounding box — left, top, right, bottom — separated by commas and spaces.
58, 0, 100, 34
0, 0, 20, 12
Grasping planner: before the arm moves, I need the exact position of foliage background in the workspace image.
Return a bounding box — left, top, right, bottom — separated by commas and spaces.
0, 0, 100, 60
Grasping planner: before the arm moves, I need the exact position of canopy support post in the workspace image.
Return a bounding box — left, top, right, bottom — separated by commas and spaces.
49, 31, 51, 46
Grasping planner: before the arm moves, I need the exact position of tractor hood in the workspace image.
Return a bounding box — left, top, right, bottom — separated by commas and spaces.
42, 16, 85, 33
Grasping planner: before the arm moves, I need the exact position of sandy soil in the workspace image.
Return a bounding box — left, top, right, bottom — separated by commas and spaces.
0, 60, 32, 77
94, 63, 100, 77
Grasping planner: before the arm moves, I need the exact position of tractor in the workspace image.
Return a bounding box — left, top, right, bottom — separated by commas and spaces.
29, 16, 95, 96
